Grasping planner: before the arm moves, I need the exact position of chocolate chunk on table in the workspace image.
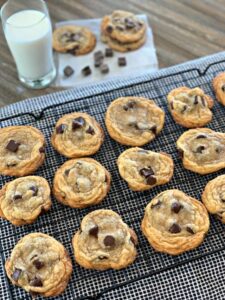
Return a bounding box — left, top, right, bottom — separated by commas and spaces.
105, 48, 113, 57
82, 66, 92, 76
118, 57, 127, 66
63, 66, 74, 77
94, 50, 104, 60
100, 64, 109, 74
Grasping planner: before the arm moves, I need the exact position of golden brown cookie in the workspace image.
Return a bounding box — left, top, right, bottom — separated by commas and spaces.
212, 72, 225, 106
101, 32, 146, 52
202, 175, 225, 223
101, 10, 146, 44
53, 158, 111, 208
0, 126, 45, 177
72, 209, 138, 270
167, 87, 213, 128
141, 189, 210, 255
176, 128, 225, 174
53, 25, 96, 55
5, 233, 72, 298
51, 112, 104, 158
0, 176, 51, 226
117, 147, 174, 191
105, 97, 165, 146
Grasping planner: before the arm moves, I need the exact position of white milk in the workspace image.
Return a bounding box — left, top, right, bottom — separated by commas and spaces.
5, 10, 54, 79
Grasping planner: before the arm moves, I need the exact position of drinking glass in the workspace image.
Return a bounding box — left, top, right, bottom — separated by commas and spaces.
1, 0, 56, 89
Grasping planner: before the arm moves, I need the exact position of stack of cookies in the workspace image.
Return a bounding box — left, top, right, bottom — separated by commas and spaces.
101, 10, 147, 52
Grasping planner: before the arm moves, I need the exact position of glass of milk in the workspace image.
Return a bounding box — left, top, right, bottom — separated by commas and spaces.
1, 0, 56, 89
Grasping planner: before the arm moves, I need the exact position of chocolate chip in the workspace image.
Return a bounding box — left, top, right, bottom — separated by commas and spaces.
123, 101, 136, 111
94, 58, 103, 68
69, 32, 81, 42
72, 117, 85, 130
105, 48, 113, 57
30, 186, 38, 196
216, 148, 220, 153
196, 134, 207, 139
82, 66, 92, 76
94, 50, 104, 60
169, 223, 181, 234
39, 146, 45, 153
98, 255, 108, 260
116, 25, 125, 31
196, 145, 205, 153
30, 276, 43, 287
194, 96, 199, 105
6, 140, 20, 152
56, 124, 66, 134
139, 167, 154, 178
67, 45, 79, 55
186, 227, 195, 234
125, 18, 136, 29
63, 66, 74, 77
170, 101, 174, 110
151, 200, 161, 209
150, 125, 157, 135
100, 64, 109, 74
146, 175, 157, 185
178, 149, 184, 159
104, 235, 115, 247
222, 85, 225, 92
89, 225, 99, 238
118, 57, 126, 66
12, 268, 22, 281
201, 97, 206, 106
13, 193, 22, 200
171, 202, 183, 213
64, 169, 70, 176
7, 162, 17, 167
106, 25, 113, 33
33, 259, 44, 270
86, 126, 95, 135
130, 235, 138, 246
181, 105, 187, 113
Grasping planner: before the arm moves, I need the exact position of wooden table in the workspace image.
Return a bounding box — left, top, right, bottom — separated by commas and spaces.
0, 0, 224, 107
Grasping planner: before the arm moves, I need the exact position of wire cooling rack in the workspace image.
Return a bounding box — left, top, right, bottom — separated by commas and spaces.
1, 58, 225, 300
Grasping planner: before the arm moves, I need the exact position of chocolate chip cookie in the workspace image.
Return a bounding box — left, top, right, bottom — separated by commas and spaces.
0, 126, 45, 177
117, 147, 174, 191
167, 87, 214, 128
202, 175, 225, 223
5, 233, 72, 297
51, 112, 104, 158
212, 72, 225, 106
53, 158, 111, 208
141, 189, 209, 255
72, 209, 138, 270
105, 97, 165, 146
177, 128, 225, 174
0, 176, 51, 226
53, 25, 96, 55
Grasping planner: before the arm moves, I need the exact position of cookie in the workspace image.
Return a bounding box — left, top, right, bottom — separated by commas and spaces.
53, 158, 111, 208
51, 112, 104, 158
141, 189, 209, 255
72, 209, 138, 270
53, 25, 96, 55
5, 233, 72, 298
212, 72, 225, 106
0, 176, 51, 226
101, 10, 146, 44
202, 175, 225, 223
105, 97, 165, 146
117, 147, 174, 191
176, 128, 225, 174
0, 126, 45, 177
167, 87, 213, 128
101, 32, 146, 52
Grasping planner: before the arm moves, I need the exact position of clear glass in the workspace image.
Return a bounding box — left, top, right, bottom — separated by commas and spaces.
1, 0, 56, 89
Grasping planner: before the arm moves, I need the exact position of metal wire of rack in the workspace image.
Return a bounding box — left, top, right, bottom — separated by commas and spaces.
1, 58, 225, 299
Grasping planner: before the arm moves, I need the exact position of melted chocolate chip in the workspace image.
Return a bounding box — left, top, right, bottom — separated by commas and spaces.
171, 202, 183, 213
146, 176, 157, 185
30, 276, 43, 287
33, 259, 44, 270
69, 32, 81, 42
139, 167, 154, 178
30, 186, 38, 196
201, 97, 206, 106
39, 146, 45, 153
151, 200, 161, 209
186, 227, 195, 234
196, 134, 207, 139
196, 145, 205, 153
222, 85, 225, 92
64, 169, 70, 176
116, 25, 125, 31
178, 148, 184, 159
104, 235, 115, 247
7, 162, 17, 167
123, 100, 136, 111
181, 105, 187, 113
130, 235, 138, 246
67, 45, 79, 55
12, 268, 22, 281
169, 223, 181, 234
89, 225, 99, 238
170, 101, 174, 110
6, 140, 20, 152
86, 126, 95, 135
150, 125, 157, 135
98, 255, 108, 260
13, 193, 22, 200
72, 117, 85, 130
56, 124, 66, 134
106, 25, 113, 33
216, 148, 220, 153
194, 96, 199, 105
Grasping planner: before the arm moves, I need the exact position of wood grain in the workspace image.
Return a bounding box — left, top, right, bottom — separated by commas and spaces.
0, 0, 224, 107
